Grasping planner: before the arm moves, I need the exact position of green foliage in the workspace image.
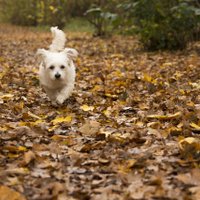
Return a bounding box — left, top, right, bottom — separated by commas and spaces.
0, 0, 37, 26
118, 0, 200, 50
37, 0, 66, 28
65, 18, 94, 33
1, 0, 200, 51
0, 0, 94, 28
63, 0, 94, 18
85, 6, 117, 36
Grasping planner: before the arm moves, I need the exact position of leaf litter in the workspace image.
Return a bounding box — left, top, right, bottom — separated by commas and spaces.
0, 24, 200, 199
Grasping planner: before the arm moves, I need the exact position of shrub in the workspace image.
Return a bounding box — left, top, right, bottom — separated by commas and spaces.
0, 0, 37, 26
0, 0, 94, 28
37, 0, 66, 28
84, 6, 117, 36
118, 0, 200, 50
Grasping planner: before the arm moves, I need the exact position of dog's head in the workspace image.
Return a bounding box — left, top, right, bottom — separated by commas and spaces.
37, 48, 78, 81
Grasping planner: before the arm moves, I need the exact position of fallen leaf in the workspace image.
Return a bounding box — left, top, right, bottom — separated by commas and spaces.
79, 120, 100, 135
3, 145, 27, 153
5, 167, 29, 175
24, 150, 35, 165
147, 111, 182, 120
142, 73, 157, 84
0, 93, 14, 99
27, 111, 42, 120
190, 122, 200, 132
179, 137, 200, 157
189, 186, 200, 200
80, 104, 94, 111
0, 185, 26, 200
51, 116, 72, 125
176, 168, 200, 185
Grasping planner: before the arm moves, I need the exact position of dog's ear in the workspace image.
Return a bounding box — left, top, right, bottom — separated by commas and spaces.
36, 49, 48, 58
63, 48, 78, 60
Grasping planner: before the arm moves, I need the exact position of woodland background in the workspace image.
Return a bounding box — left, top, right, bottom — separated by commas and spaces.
1, 1, 200, 200
1, 0, 200, 50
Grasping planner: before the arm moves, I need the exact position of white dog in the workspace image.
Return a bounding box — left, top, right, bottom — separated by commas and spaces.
37, 27, 78, 105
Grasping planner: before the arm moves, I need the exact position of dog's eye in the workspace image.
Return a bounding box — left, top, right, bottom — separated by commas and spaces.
49, 65, 55, 70
60, 65, 65, 69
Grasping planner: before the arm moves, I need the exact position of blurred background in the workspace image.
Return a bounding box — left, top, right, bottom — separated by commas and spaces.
0, 0, 200, 50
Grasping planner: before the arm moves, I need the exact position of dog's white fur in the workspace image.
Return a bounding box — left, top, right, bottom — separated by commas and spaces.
37, 27, 78, 105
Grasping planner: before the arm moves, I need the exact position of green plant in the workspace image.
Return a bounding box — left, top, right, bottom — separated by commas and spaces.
84, 6, 117, 36
118, 0, 200, 50
0, 0, 38, 26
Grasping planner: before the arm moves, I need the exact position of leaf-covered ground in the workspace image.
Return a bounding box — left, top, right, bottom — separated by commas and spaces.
1, 24, 200, 200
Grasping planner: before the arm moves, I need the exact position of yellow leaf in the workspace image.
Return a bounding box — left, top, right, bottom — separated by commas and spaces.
27, 111, 42, 120
136, 121, 144, 128
0, 57, 5, 62
168, 127, 182, 135
19, 122, 28, 127
51, 134, 70, 141
51, 135, 75, 146
0, 93, 14, 100
51, 116, 72, 125
103, 107, 112, 117
190, 122, 200, 131
49, 5, 55, 11
0, 185, 26, 200
24, 151, 35, 165
110, 53, 124, 58
5, 167, 29, 175
31, 119, 44, 126
80, 105, 94, 112
105, 93, 118, 98
161, 62, 173, 67
147, 111, 181, 120
14, 101, 24, 112
18, 146, 27, 151
0, 126, 8, 131
186, 101, 195, 107
48, 125, 58, 132
179, 137, 199, 145
142, 73, 157, 84
179, 137, 200, 152
126, 159, 137, 168
117, 159, 137, 174
3, 145, 26, 152
8, 153, 20, 158
189, 82, 200, 89
108, 133, 130, 144
143, 73, 152, 82
179, 89, 185, 95
19, 119, 44, 127
91, 85, 104, 92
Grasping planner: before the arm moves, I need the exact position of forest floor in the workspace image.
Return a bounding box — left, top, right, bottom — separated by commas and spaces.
0, 24, 200, 200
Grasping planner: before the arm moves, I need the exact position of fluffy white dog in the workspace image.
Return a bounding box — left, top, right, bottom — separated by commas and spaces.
37, 27, 78, 105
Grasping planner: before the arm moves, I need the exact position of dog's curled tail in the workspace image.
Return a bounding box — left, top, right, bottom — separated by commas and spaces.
49, 27, 66, 52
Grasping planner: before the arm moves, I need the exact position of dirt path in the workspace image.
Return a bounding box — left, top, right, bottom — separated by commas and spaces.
0, 24, 200, 200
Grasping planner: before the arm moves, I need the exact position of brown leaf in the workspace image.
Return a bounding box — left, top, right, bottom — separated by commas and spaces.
189, 186, 200, 200
78, 120, 100, 135
176, 168, 200, 186
147, 111, 182, 120
0, 185, 26, 200
24, 150, 35, 165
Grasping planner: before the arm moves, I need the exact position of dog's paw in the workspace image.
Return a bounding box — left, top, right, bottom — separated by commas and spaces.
56, 95, 66, 105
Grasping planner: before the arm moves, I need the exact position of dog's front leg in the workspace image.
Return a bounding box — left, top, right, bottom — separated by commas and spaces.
56, 84, 74, 105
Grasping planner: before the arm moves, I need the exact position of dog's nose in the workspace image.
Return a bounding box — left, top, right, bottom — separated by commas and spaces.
55, 73, 61, 79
